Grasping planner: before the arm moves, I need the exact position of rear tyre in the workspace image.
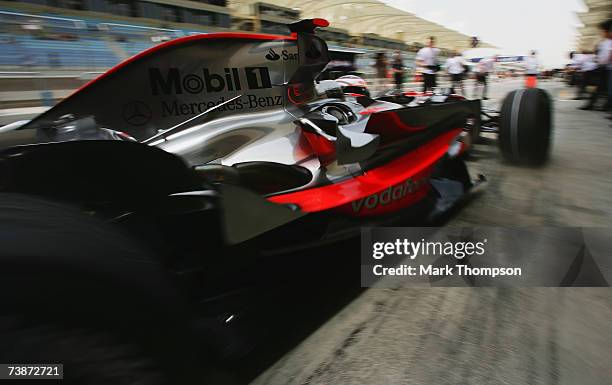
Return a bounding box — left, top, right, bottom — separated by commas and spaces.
0, 316, 165, 385
498, 88, 552, 165
0, 193, 236, 385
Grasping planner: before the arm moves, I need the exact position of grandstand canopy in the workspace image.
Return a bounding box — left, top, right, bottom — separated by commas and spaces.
229, 0, 496, 51
575, 0, 612, 51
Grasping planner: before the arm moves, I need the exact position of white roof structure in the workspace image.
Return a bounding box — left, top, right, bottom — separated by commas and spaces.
575, 0, 611, 51
230, 0, 496, 51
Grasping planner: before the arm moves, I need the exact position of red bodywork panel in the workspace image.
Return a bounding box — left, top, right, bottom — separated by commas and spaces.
301, 131, 336, 166
269, 128, 462, 215
366, 111, 427, 143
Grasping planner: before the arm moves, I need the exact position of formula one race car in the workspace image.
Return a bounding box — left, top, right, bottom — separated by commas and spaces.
0, 19, 552, 384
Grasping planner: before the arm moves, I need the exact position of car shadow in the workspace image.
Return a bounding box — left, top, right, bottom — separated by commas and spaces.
227, 238, 365, 384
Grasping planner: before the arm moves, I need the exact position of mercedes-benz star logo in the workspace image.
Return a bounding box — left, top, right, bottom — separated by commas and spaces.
122, 101, 152, 126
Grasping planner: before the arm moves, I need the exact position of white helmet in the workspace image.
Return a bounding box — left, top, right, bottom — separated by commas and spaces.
335, 75, 370, 97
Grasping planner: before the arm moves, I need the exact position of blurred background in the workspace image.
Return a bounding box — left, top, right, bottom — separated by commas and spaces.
0, 0, 608, 115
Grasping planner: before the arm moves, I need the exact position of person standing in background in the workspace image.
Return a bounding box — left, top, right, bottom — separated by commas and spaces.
603, 20, 612, 119
578, 50, 598, 103
391, 50, 405, 93
568, 51, 586, 99
580, 19, 611, 112
593, 19, 611, 113
373, 52, 388, 94
416, 37, 440, 92
474, 55, 495, 99
524, 50, 539, 88
445, 51, 466, 95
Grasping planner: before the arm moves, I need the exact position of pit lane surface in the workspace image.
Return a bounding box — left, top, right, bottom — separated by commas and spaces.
246, 79, 612, 385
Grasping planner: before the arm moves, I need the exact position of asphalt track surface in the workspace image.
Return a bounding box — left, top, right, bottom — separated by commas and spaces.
238, 79, 612, 385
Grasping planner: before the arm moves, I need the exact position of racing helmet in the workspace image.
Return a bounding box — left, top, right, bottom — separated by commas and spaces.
335, 75, 370, 97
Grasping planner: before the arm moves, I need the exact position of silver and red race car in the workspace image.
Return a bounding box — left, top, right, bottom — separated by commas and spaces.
0, 19, 552, 384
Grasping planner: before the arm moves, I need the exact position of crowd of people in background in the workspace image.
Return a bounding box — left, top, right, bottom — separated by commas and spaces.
368, 19, 611, 124
369, 36, 543, 100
